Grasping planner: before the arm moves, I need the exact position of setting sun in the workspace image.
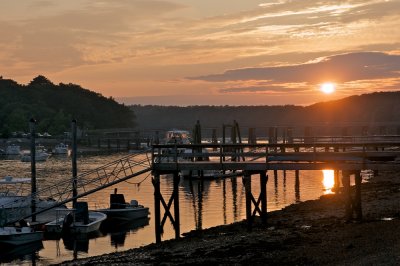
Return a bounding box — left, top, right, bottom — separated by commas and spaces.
320, 83, 336, 94
322, 170, 335, 194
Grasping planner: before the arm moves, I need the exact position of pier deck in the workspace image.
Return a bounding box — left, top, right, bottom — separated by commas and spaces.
151, 142, 400, 172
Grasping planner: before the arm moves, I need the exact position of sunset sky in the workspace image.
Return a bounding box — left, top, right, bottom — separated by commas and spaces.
1, 0, 399, 105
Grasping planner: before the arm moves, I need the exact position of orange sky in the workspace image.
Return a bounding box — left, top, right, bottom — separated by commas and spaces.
0, 0, 399, 105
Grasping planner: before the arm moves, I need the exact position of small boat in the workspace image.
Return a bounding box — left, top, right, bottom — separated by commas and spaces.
162, 129, 228, 179
5, 145, 21, 155
0, 208, 43, 247
20, 146, 50, 162
96, 190, 149, 222
0, 226, 43, 246
0, 176, 60, 222
52, 143, 69, 155
45, 202, 107, 234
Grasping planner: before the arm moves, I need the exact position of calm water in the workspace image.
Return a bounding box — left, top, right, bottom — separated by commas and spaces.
0, 153, 338, 265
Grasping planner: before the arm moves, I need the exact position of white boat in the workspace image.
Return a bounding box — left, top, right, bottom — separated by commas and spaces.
20, 148, 50, 162
52, 143, 69, 155
0, 226, 43, 246
5, 145, 21, 155
163, 130, 224, 179
0, 176, 60, 222
45, 203, 107, 234
0, 177, 44, 246
96, 191, 149, 222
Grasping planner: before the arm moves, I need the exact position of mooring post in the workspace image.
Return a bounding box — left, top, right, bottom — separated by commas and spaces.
260, 171, 268, 225
243, 172, 252, 230
152, 173, 161, 243
342, 170, 352, 221
72, 119, 78, 208
173, 171, 181, 239
29, 118, 37, 222
354, 171, 362, 220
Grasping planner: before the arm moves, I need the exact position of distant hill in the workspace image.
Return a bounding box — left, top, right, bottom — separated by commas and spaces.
0, 75, 136, 137
131, 91, 400, 136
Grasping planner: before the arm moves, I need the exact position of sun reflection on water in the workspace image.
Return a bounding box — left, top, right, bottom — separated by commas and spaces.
322, 169, 335, 194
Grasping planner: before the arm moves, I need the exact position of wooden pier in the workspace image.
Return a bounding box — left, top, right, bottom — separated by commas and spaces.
151, 138, 400, 242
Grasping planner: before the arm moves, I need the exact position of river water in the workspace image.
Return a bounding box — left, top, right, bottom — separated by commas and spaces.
0, 153, 337, 265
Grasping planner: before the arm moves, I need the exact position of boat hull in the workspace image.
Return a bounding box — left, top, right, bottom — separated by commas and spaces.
0, 227, 43, 246
98, 207, 149, 222
45, 211, 107, 234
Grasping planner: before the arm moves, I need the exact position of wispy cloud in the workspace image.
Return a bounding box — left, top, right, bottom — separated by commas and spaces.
189, 52, 400, 85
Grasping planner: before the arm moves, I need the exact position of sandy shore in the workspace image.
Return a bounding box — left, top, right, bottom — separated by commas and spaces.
57, 171, 400, 265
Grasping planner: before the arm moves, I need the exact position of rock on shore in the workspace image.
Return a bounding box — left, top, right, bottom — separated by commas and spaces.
57, 171, 400, 265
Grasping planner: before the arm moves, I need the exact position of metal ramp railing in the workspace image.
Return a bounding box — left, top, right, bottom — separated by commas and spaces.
2, 151, 152, 225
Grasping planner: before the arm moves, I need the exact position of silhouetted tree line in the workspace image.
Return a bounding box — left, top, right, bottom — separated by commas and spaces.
0, 75, 136, 137
131, 91, 400, 133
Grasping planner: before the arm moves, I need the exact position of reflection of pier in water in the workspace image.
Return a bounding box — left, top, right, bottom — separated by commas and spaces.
186, 177, 243, 230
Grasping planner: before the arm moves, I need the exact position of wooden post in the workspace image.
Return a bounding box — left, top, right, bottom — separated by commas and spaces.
273, 170, 278, 188
29, 118, 37, 222
287, 127, 293, 144
154, 131, 160, 145
342, 170, 352, 221
173, 172, 180, 239
152, 173, 161, 243
260, 171, 268, 225
72, 119, 78, 208
354, 171, 362, 220
212, 128, 218, 151
295, 170, 300, 203
334, 170, 340, 192
243, 172, 252, 230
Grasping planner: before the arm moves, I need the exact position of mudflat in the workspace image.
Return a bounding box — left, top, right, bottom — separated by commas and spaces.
58, 171, 400, 265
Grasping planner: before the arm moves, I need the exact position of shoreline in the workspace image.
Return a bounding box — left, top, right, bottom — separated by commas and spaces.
57, 171, 400, 265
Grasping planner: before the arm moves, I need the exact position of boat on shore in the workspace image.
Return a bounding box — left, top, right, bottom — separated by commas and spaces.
96, 190, 149, 222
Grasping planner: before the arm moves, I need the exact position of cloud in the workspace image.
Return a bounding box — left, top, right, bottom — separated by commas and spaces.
188, 52, 400, 85
219, 85, 309, 94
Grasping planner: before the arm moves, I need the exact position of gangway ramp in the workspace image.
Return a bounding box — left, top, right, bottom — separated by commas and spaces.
3, 151, 152, 225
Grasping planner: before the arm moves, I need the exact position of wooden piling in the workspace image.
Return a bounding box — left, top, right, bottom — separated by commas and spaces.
212, 128, 218, 151
354, 171, 362, 220
173, 172, 181, 239
29, 118, 37, 222
342, 170, 352, 221
260, 172, 268, 225
152, 173, 161, 243
72, 119, 78, 208
295, 170, 300, 202
243, 172, 252, 230
334, 170, 340, 192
